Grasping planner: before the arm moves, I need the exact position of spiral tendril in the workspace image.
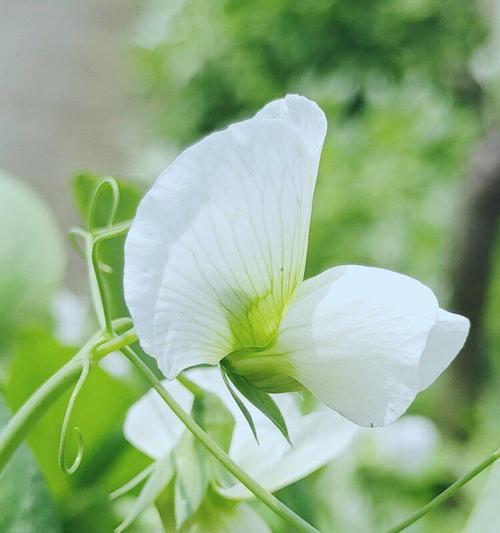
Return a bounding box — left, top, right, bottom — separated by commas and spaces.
88, 178, 120, 232
58, 358, 91, 475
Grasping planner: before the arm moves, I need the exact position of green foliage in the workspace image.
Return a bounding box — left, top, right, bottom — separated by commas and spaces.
0, 172, 64, 343
172, 389, 235, 528
0, 396, 61, 533
133, 0, 483, 302
173, 430, 211, 527
133, 0, 484, 144
191, 387, 235, 453
307, 75, 479, 290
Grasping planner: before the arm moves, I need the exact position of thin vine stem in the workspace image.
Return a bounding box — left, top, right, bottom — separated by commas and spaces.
386, 447, 500, 533
120, 344, 320, 533
90, 238, 113, 335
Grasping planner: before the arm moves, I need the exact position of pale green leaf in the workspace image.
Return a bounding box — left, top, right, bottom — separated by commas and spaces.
0, 171, 64, 337
0, 396, 61, 533
190, 384, 235, 452
173, 431, 210, 529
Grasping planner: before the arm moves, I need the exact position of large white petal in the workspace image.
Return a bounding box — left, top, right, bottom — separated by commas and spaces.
419, 308, 469, 389
123, 380, 193, 460
221, 407, 358, 499
276, 265, 441, 427
256, 94, 327, 158
124, 95, 326, 378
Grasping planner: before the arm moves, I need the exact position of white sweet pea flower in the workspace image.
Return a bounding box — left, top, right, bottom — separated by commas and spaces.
124, 94, 469, 427
124, 367, 357, 499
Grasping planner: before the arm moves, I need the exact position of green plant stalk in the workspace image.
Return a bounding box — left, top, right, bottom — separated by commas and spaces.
0, 329, 138, 474
386, 447, 500, 533
90, 239, 113, 334
120, 344, 320, 533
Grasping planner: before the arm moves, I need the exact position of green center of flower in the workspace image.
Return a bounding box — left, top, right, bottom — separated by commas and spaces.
223, 345, 302, 393
222, 272, 303, 393
225, 288, 284, 350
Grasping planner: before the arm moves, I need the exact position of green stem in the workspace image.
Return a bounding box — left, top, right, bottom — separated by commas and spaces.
386, 447, 500, 533
90, 239, 113, 335
120, 345, 320, 533
0, 329, 138, 474
93, 219, 132, 241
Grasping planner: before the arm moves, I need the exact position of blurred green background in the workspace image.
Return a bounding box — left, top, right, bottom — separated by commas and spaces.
1, 0, 499, 531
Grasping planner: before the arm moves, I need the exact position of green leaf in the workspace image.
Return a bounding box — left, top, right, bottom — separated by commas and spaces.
0, 171, 64, 340
72, 173, 142, 320
0, 395, 61, 533
191, 384, 236, 489
173, 430, 210, 529
191, 385, 235, 453
171, 387, 235, 529
115, 454, 175, 533
224, 368, 291, 444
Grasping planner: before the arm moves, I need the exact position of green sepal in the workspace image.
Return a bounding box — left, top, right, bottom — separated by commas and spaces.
223, 367, 291, 445
219, 365, 259, 443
